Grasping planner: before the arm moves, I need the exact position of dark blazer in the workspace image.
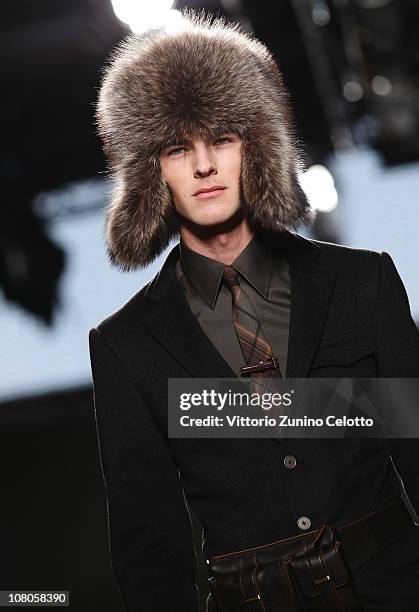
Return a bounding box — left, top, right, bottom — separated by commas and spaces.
89, 230, 419, 612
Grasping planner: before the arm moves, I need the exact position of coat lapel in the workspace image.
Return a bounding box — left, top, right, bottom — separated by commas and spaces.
144, 244, 239, 380
285, 239, 336, 377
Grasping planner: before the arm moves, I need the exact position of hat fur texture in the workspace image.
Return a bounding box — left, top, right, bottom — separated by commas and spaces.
96, 11, 311, 270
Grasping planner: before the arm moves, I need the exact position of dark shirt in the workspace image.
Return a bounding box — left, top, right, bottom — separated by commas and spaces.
175, 233, 291, 377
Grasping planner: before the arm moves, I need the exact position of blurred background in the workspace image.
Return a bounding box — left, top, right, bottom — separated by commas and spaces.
0, 0, 418, 610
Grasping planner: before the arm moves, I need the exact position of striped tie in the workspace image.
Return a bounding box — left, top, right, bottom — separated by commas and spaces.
222, 265, 282, 395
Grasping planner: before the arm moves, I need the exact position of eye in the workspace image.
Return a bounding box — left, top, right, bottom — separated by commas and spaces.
167, 146, 187, 156
214, 137, 231, 145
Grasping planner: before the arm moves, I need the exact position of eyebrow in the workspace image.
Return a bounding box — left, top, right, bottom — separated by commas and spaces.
162, 139, 191, 149
161, 132, 237, 151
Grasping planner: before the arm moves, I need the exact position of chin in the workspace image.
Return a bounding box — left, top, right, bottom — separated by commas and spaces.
196, 203, 241, 226
176, 201, 244, 231
197, 213, 232, 226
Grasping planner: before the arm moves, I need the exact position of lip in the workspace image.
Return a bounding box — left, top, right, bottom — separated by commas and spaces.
193, 185, 226, 198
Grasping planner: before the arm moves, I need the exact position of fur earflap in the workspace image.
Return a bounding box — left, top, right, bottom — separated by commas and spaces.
96, 11, 311, 270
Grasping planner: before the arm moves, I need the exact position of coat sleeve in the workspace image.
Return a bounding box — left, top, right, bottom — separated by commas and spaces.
376, 252, 419, 513
89, 328, 199, 612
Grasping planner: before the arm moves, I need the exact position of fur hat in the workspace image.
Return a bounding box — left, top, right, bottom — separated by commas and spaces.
96, 11, 311, 270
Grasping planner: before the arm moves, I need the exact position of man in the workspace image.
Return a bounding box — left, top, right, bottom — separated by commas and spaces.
90, 12, 419, 612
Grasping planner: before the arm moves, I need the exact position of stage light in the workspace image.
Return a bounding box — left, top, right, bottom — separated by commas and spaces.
343, 81, 364, 102
111, 0, 177, 33
298, 165, 338, 213
371, 75, 392, 96
311, 1, 331, 26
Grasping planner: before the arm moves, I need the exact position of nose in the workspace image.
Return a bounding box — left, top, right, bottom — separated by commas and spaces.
193, 142, 217, 178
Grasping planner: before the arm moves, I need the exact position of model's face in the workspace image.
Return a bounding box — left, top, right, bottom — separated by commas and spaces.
159, 133, 242, 227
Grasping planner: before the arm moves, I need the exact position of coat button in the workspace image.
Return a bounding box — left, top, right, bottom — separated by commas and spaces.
297, 516, 312, 531
283, 454, 297, 469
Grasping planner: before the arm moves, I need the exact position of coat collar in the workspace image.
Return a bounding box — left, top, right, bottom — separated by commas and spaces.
144, 230, 336, 378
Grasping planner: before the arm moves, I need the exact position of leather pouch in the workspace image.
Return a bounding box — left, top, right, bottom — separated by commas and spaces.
289, 525, 363, 612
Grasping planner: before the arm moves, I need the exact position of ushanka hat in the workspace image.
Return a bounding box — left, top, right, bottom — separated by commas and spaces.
96, 11, 311, 270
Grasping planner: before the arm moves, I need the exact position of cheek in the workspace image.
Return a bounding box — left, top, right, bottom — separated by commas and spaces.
161, 165, 190, 198
168, 184, 190, 214
228, 165, 242, 194
227, 152, 242, 181
161, 170, 180, 200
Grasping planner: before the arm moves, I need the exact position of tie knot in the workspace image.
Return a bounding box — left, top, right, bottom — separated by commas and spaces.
222, 265, 239, 291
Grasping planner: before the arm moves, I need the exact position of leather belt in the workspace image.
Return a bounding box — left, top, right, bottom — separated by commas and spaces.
207, 497, 415, 611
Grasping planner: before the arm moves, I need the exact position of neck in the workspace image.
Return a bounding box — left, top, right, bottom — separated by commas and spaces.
179, 213, 255, 265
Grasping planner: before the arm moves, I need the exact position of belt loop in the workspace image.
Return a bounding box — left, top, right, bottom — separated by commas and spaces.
239, 552, 266, 610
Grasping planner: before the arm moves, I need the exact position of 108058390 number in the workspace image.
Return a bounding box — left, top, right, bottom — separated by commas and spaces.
0, 591, 69, 606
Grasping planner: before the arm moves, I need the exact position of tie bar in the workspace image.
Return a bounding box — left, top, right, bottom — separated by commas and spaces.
240, 356, 280, 374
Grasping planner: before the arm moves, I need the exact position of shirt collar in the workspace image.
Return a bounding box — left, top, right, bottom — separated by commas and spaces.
179, 233, 273, 310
